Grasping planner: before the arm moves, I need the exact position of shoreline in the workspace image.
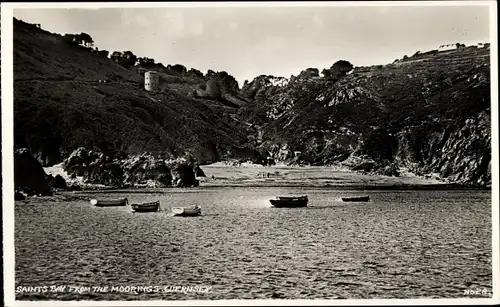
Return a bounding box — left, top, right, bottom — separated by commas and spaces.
35, 163, 490, 199
47, 183, 492, 196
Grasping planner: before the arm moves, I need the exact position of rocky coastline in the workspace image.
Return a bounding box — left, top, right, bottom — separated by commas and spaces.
14, 147, 207, 199
12, 19, 491, 198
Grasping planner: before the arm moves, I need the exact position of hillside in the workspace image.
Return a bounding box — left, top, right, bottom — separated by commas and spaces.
238, 46, 491, 186
12, 17, 492, 188
13, 18, 257, 166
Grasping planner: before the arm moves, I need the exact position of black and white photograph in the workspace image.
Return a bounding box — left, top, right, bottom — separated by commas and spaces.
2, 1, 498, 305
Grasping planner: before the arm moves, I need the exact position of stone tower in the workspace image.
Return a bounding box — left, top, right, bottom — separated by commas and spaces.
145, 71, 160, 93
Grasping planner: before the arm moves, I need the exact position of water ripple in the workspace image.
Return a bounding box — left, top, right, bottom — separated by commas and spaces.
15, 188, 492, 300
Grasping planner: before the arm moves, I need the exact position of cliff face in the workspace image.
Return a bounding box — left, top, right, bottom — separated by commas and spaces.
13, 18, 251, 166
395, 111, 491, 186
13, 17, 491, 188
14, 148, 52, 196
239, 46, 491, 186
63, 147, 201, 188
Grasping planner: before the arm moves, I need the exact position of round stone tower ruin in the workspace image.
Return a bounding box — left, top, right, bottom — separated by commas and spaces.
145, 71, 160, 93
206, 76, 221, 99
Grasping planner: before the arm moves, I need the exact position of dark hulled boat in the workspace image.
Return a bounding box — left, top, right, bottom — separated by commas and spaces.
341, 196, 370, 202
131, 200, 160, 212
270, 196, 308, 208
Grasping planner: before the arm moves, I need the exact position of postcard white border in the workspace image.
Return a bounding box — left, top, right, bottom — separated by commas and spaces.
2, 1, 499, 306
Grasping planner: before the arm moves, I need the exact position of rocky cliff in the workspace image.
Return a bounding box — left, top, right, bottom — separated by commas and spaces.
238, 47, 491, 186
12, 17, 492, 190
13, 18, 250, 167
63, 147, 202, 188
14, 148, 52, 196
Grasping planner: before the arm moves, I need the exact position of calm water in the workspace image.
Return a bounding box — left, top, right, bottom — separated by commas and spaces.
15, 187, 492, 300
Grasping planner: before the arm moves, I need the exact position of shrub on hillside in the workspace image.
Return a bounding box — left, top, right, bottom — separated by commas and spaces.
322, 60, 354, 81
110, 50, 137, 68
98, 50, 109, 58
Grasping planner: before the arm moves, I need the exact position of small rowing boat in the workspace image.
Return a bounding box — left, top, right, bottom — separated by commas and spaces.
270, 195, 308, 208
341, 196, 370, 202
172, 205, 201, 216
90, 198, 128, 207
131, 200, 161, 212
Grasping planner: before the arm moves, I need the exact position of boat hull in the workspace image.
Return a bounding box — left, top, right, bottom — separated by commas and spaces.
172, 207, 201, 216
91, 198, 128, 207
270, 196, 308, 208
131, 201, 160, 212
341, 196, 370, 202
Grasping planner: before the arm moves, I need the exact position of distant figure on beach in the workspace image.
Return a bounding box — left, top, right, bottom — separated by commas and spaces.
267, 172, 270, 178
212, 175, 215, 180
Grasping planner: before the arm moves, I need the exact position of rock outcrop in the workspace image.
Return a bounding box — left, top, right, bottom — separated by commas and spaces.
395, 111, 491, 186
47, 174, 68, 189
61, 148, 204, 188
15, 191, 26, 201
14, 148, 52, 196
202, 71, 247, 106
54, 175, 67, 189
64, 147, 123, 187
121, 153, 172, 187
194, 165, 206, 178
167, 158, 199, 188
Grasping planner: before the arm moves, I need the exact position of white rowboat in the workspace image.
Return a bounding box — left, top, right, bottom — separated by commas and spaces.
172, 205, 201, 216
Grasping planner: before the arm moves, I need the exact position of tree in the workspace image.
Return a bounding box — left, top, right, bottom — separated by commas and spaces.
110, 51, 137, 68
63, 33, 94, 48
78, 32, 94, 46
298, 68, 319, 79
170, 64, 187, 75
187, 68, 204, 79
322, 60, 354, 82
62, 34, 78, 46
110, 51, 123, 63
321, 68, 331, 78
136, 57, 156, 68
331, 60, 353, 75
122, 51, 137, 68
98, 50, 109, 58
206, 70, 215, 78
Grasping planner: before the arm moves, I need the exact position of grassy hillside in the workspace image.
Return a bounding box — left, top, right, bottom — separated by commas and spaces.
12, 17, 491, 187
239, 46, 491, 186
13, 18, 253, 165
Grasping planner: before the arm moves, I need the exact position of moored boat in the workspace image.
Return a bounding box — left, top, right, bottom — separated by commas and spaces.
341, 196, 370, 202
172, 205, 201, 216
131, 200, 161, 212
270, 195, 308, 208
90, 198, 128, 207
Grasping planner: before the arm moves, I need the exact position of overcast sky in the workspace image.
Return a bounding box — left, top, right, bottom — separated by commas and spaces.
13, 4, 491, 85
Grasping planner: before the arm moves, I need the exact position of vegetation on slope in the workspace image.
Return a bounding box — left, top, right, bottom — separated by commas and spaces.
238, 46, 491, 185
12, 17, 491, 187
13, 18, 253, 166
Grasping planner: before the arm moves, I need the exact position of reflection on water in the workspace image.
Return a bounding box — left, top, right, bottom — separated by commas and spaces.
15, 187, 492, 300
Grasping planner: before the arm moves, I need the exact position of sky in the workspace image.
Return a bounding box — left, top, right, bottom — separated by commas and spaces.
13, 3, 492, 85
